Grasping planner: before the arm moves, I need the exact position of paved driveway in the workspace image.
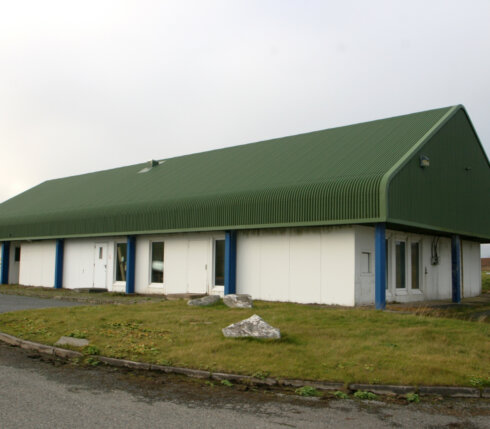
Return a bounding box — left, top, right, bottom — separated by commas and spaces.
0, 293, 83, 313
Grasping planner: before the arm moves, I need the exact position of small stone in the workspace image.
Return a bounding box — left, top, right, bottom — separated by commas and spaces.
222, 314, 280, 339
187, 295, 221, 306
223, 294, 253, 308
55, 336, 89, 347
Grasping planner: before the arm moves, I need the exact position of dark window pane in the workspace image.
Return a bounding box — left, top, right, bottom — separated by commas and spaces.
116, 243, 127, 282
14, 247, 21, 262
214, 240, 225, 286
411, 242, 420, 289
151, 242, 164, 283
395, 241, 406, 289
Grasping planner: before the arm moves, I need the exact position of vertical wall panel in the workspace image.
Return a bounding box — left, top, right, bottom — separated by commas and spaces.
19, 241, 56, 287
259, 230, 290, 302
63, 239, 95, 289
236, 231, 261, 298
320, 227, 356, 306
289, 229, 322, 304
462, 240, 481, 297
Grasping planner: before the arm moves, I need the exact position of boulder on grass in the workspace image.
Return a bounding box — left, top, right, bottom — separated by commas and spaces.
223, 294, 253, 308
187, 295, 221, 306
55, 336, 89, 347
222, 314, 280, 339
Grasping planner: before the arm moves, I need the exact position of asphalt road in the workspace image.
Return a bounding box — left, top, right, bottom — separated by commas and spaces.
0, 293, 82, 313
0, 343, 489, 429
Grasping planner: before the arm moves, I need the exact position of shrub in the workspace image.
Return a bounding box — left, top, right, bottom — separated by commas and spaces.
353, 391, 378, 400
406, 393, 420, 403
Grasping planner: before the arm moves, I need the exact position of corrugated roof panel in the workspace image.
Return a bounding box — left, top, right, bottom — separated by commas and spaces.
1, 105, 481, 240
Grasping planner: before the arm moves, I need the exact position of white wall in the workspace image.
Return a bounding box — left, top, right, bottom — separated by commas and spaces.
134, 232, 224, 295
62, 238, 123, 291
353, 227, 481, 305
19, 241, 56, 287
462, 240, 481, 297
236, 226, 356, 306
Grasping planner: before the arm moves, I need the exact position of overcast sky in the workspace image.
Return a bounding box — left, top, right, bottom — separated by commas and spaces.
0, 1, 489, 255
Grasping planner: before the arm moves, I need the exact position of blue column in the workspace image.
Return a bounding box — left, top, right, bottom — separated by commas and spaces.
451, 235, 461, 303
54, 239, 64, 289
224, 230, 237, 295
1, 241, 10, 285
125, 236, 136, 294
375, 223, 386, 310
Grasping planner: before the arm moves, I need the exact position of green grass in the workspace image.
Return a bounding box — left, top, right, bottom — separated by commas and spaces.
482, 271, 490, 294
0, 300, 488, 387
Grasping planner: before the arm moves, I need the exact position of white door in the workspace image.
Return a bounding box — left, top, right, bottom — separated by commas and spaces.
93, 243, 108, 288
9, 245, 21, 284
187, 240, 208, 293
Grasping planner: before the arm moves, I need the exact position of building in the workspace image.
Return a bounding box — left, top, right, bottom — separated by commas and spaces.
0, 105, 489, 308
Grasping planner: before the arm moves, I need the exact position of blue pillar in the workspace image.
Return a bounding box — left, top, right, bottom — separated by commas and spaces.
451, 235, 461, 303
1, 241, 10, 285
125, 236, 136, 294
224, 230, 237, 295
375, 223, 386, 310
54, 239, 64, 289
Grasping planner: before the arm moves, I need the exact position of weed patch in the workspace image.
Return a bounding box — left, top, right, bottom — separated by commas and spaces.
354, 391, 378, 400
295, 386, 321, 397
406, 393, 420, 403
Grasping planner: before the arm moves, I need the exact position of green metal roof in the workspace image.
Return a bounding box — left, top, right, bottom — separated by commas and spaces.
0, 105, 488, 240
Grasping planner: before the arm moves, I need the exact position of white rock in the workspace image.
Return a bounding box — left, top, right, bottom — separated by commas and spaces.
223, 294, 253, 308
222, 314, 281, 339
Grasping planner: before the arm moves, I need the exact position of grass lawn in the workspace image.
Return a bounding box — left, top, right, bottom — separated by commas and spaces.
483, 271, 490, 294
0, 299, 488, 387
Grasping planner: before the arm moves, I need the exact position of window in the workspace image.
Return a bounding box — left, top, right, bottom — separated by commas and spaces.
214, 239, 225, 286
360, 252, 371, 274
14, 247, 21, 262
411, 242, 420, 290
115, 243, 127, 282
395, 240, 406, 289
151, 241, 164, 283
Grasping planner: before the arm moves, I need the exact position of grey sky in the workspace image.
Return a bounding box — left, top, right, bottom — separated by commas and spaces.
1, 1, 489, 255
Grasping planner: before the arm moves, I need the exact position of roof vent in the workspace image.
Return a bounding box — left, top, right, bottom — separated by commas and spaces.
138, 159, 163, 174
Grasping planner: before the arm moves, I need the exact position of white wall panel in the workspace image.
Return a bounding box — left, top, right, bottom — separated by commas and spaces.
63, 239, 95, 289
354, 226, 375, 305
423, 237, 452, 301
237, 226, 356, 306
259, 230, 290, 302
320, 227, 356, 306
289, 230, 322, 304
19, 241, 56, 287
236, 230, 261, 299
462, 240, 481, 297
